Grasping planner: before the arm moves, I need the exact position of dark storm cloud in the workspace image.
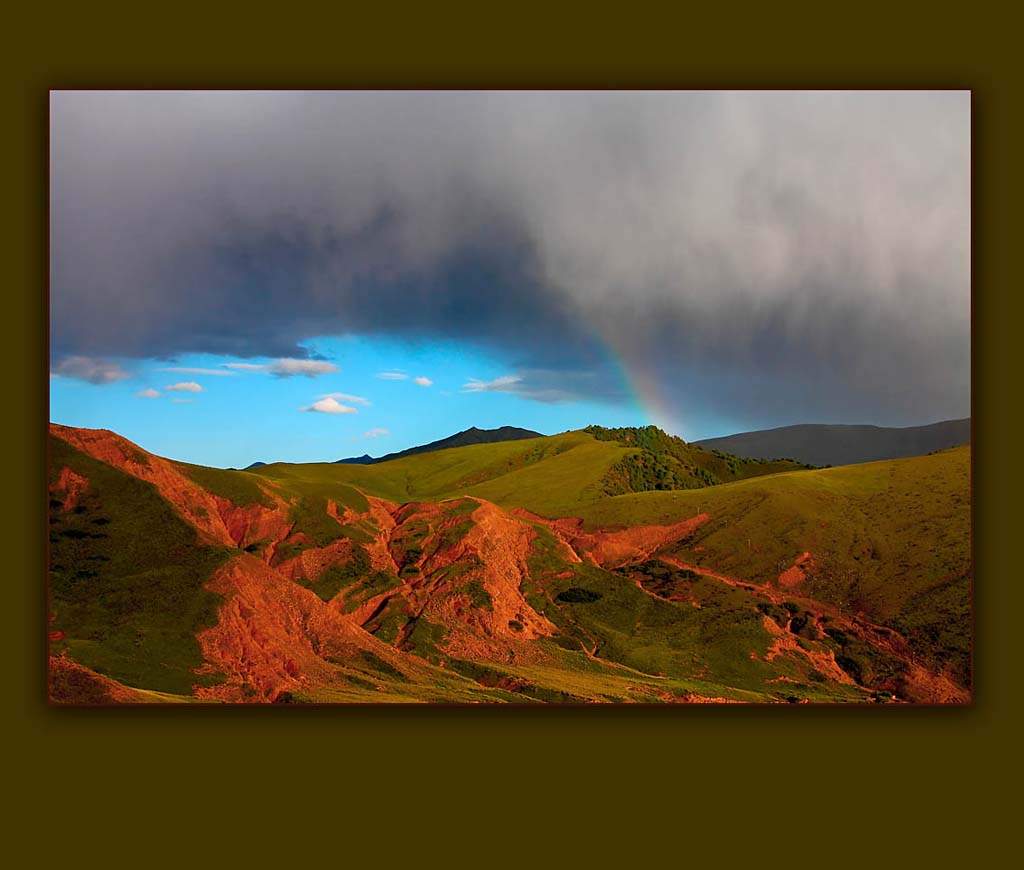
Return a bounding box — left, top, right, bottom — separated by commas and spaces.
50, 90, 970, 429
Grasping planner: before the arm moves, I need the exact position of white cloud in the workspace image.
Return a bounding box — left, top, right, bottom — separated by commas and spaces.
51, 356, 132, 384
160, 367, 236, 376
413, 377, 433, 387
301, 397, 358, 415
320, 392, 371, 406
221, 363, 265, 371
223, 358, 338, 378
375, 371, 408, 380
361, 428, 390, 438
164, 381, 203, 392
269, 359, 338, 377
137, 388, 160, 398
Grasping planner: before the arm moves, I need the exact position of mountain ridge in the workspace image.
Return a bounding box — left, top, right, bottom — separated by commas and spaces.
335, 425, 544, 465
694, 418, 970, 467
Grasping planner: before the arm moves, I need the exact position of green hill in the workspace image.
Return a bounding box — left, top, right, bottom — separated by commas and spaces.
578, 447, 972, 686
248, 426, 810, 518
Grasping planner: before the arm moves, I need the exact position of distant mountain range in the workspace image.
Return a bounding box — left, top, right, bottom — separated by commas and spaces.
237, 418, 971, 472
694, 418, 970, 467
334, 425, 544, 465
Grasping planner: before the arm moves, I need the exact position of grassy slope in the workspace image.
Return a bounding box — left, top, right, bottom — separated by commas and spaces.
250, 428, 812, 518
516, 523, 864, 702
174, 461, 277, 508
250, 431, 631, 516
251, 435, 971, 687
248, 434, 864, 701
48, 435, 234, 694
578, 446, 972, 683
585, 425, 811, 493
531, 562, 864, 702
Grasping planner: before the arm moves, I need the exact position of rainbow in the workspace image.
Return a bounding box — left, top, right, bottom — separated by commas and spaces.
598, 329, 687, 438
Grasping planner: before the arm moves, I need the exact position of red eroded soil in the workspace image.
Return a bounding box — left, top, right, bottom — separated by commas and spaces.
220, 499, 296, 553
896, 664, 971, 705
52, 424, 233, 545
326, 498, 361, 526
49, 438, 427, 700
363, 496, 400, 573
661, 555, 969, 703
579, 513, 711, 568
275, 538, 354, 586
49, 654, 152, 704
457, 501, 557, 642
50, 465, 89, 511
778, 551, 814, 588
195, 554, 411, 702
50, 423, 294, 550
48, 428, 566, 697
759, 615, 857, 685
512, 509, 710, 569
373, 498, 559, 665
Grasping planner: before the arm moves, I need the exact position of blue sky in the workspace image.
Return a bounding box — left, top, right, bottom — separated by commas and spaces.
50, 336, 656, 467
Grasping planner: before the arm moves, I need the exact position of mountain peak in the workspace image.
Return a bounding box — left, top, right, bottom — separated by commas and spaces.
335, 425, 543, 465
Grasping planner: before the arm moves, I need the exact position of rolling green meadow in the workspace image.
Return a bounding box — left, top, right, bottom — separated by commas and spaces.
47, 423, 971, 704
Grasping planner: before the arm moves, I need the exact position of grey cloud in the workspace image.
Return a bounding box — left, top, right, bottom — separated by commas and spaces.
463, 375, 523, 393
464, 369, 629, 405
51, 355, 132, 384
50, 91, 969, 428
221, 359, 339, 377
